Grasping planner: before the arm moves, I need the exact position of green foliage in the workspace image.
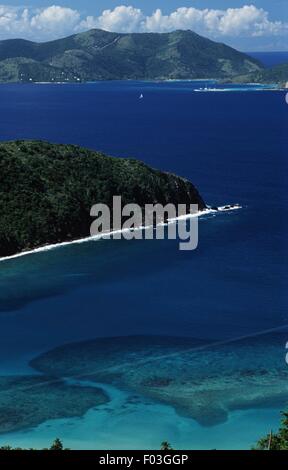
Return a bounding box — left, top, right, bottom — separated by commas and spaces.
252, 63, 288, 85
233, 63, 288, 85
0, 29, 261, 83
0, 140, 205, 257
254, 412, 288, 450
161, 441, 174, 451
49, 438, 64, 451
0, 439, 68, 451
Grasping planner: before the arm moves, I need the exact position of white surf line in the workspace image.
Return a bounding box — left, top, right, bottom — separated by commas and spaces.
0, 204, 241, 263
194, 88, 279, 93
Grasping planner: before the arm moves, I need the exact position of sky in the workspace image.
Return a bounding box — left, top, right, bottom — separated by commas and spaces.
0, 1, 287, 51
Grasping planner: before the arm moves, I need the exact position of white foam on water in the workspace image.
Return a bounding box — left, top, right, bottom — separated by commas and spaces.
194, 87, 279, 93
0, 205, 241, 263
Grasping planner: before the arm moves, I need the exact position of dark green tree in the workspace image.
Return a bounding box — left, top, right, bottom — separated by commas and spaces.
49, 438, 64, 451
255, 412, 288, 450
161, 441, 174, 451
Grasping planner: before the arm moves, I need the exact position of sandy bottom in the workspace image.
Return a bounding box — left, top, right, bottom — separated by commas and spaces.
0, 332, 286, 449
0, 380, 281, 450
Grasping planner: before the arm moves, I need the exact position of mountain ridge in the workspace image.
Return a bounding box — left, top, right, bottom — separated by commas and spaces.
0, 28, 262, 83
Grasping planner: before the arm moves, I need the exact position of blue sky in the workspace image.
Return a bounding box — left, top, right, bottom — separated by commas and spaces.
1, 1, 287, 50
5, 1, 288, 20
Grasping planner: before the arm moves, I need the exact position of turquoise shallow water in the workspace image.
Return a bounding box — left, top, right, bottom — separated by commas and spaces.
0, 330, 287, 449
0, 333, 287, 451
0, 81, 287, 448
0, 381, 283, 451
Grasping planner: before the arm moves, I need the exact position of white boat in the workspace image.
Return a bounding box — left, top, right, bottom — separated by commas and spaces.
139, 93, 144, 99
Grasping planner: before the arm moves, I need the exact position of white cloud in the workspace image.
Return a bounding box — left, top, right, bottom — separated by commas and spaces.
217, 5, 285, 37
0, 3, 287, 46
142, 5, 288, 37
0, 5, 80, 41
81, 6, 144, 34
30, 6, 80, 36
144, 7, 213, 33
0, 6, 29, 36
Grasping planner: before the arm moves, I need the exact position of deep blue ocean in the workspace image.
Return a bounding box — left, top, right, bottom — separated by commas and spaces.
248, 51, 288, 67
0, 80, 287, 449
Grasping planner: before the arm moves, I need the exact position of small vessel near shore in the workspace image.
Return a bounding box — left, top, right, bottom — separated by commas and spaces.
195, 87, 226, 92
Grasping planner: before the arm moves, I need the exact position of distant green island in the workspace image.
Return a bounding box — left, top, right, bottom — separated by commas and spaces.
0, 29, 265, 83
0, 140, 206, 257
232, 62, 288, 86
